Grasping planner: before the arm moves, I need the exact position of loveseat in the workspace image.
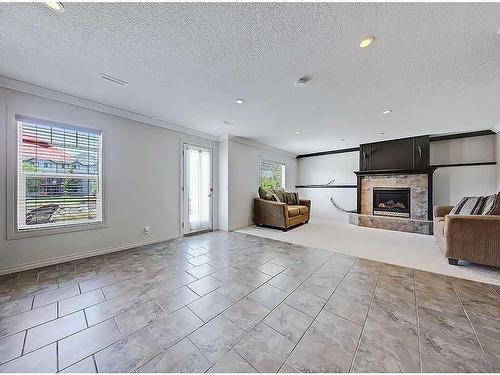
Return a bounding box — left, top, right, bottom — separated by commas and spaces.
254, 198, 311, 231
433, 205, 500, 267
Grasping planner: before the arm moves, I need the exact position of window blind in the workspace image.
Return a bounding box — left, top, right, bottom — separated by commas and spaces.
16, 115, 103, 231
260, 160, 286, 189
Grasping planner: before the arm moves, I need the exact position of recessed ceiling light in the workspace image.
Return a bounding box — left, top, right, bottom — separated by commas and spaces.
379, 132, 385, 135
223, 120, 235, 126
359, 36, 375, 48
44, 2, 64, 12
236, 99, 244, 104
496, 29, 500, 35
296, 130, 301, 134
383, 109, 392, 114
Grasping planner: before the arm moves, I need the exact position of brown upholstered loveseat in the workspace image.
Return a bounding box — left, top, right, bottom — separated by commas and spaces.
254, 198, 311, 231
433, 206, 500, 267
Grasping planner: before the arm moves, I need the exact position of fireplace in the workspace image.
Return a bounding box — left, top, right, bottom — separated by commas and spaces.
373, 188, 411, 218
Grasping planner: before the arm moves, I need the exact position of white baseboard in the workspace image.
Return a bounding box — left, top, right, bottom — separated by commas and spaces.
0, 236, 177, 276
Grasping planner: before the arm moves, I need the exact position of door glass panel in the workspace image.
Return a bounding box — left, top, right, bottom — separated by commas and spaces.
186, 146, 211, 231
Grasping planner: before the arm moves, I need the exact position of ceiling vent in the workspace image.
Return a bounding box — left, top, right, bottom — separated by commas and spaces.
100, 73, 128, 86
295, 75, 312, 87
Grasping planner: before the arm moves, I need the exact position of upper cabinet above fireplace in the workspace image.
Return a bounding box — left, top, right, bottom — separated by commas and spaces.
359, 135, 430, 172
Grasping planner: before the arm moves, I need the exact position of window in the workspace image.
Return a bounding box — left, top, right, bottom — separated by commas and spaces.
260, 160, 286, 189
15, 115, 103, 232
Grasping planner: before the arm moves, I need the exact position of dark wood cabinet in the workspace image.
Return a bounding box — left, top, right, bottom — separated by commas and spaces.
359, 135, 430, 171
359, 144, 372, 171
414, 135, 430, 169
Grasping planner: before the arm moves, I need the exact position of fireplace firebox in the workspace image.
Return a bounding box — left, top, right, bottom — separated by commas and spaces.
373, 188, 411, 218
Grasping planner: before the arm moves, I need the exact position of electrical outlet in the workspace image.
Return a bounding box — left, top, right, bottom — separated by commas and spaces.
144, 225, 151, 234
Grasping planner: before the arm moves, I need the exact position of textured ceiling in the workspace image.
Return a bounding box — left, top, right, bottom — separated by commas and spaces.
1, 3, 500, 154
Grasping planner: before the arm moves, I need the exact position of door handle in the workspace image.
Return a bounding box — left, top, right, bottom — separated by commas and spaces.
418, 146, 422, 159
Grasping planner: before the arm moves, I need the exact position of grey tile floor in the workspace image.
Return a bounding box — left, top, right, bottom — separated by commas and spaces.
0, 231, 499, 373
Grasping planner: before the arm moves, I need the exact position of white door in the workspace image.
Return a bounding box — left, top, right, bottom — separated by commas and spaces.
183, 144, 213, 234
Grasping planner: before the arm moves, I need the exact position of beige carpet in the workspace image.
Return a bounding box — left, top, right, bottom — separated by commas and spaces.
236, 218, 500, 286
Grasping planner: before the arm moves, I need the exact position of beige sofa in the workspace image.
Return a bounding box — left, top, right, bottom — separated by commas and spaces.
433, 206, 500, 267
254, 198, 310, 231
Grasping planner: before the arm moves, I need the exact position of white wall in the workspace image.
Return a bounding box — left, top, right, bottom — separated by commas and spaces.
431, 135, 497, 205
430, 135, 495, 165
433, 165, 497, 205
497, 133, 500, 188
226, 139, 297, 231
0, 87, 219, 274
297, 152, 358, 221
218, 138, 229, 231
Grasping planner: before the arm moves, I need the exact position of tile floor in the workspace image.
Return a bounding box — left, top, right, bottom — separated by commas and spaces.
0, 231, 498, 373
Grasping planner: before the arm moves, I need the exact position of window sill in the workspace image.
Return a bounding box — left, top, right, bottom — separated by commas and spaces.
7, 222, 107, 240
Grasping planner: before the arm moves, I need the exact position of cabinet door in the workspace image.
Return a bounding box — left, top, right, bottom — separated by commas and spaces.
414, 136, 430, 169
359, 144, 371, 170
370, 138, 413, 170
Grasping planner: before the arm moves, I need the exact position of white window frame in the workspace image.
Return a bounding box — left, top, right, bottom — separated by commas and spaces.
7, 114, 106, 239
259, 159, 286, 189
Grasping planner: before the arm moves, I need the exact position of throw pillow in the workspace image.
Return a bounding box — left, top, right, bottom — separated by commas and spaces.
283, 191, 298, 205
488, 193, 500, 215
481, 194, 496, 215
449, 196, 484, 215
269, 193, 280, 202
258, 186, 270, 199
258, 186, 280, 201
272, 187, 285, 203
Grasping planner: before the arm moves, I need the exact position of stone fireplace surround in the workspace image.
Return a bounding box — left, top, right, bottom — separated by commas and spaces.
361, 174, 429, 220
349, 170, 436, 235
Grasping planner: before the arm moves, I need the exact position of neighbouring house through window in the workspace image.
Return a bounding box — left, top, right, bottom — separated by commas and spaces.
260, 159, 286, 189
15, 115, 103, 232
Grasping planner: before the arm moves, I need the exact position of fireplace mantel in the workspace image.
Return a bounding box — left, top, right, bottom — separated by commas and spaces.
354, 167, 437, 176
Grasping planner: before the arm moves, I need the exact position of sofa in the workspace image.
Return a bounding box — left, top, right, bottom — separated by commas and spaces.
433, 205, 500, 267
254, 198, 311, 231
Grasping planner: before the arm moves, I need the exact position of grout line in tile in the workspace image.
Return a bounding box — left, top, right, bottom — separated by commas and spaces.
413, 271, 423, 373
450, 279, 493, 373
488, 283, 500, 297
113, 316, 124, 338
56, 340, 59, 372
91, 354, 98, 373
329, 309, 364, 328
186, 335, 212, 364
20, 330, 28, 356
83, 309, 89, 328
185, 304, 205, 323
1, 304, 60, 340
348, 262, 383, 373
56, 320, 122, 372
0, 338, 58, 369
